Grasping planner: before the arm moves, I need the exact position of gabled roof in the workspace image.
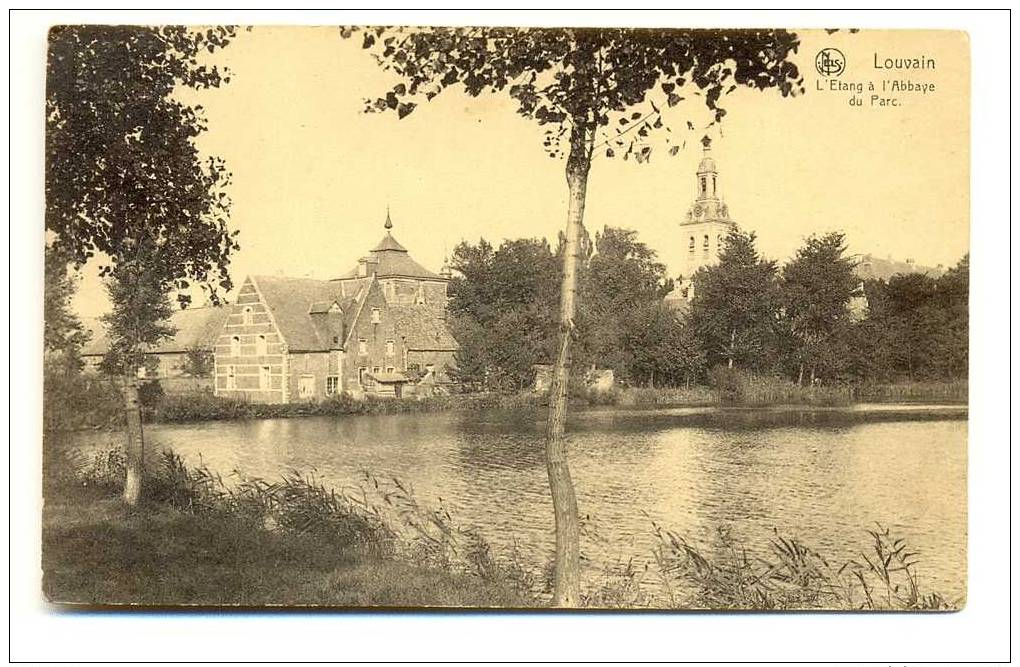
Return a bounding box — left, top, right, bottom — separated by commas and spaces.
81, 306, 229, 356
389, 305, 459, 351
253, 275, 366, 352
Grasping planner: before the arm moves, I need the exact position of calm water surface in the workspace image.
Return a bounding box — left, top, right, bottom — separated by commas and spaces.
72, 405, 967, 600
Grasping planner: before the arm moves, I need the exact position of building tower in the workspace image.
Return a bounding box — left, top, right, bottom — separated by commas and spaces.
676, 136, 738, 282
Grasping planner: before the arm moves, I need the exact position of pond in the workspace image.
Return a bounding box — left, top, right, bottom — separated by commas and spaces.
69, 404, 967, 601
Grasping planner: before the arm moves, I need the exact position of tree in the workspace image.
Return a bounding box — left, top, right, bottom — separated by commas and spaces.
576, 226, 673, 382
44, 244, 89, 374
447, 237, 560, 390
781, 232, 858, 384
690, 230, 782, 371
348, 26, 803, 606
46, 26, 240, 504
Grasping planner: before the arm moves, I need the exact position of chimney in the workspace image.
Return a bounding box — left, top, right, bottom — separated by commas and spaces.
357, 255, 379, 277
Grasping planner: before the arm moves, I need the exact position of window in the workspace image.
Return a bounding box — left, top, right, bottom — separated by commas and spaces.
259, 365, 271, 390
372, 366, 381, 374
408, 363, 420, 374
371, 307, 381, 324
712, 175, 717, 195
230, 335, 241, 356
358, 367, 367, 384
242, 306, 253, 325
358, 339, 367, 355
226, 365, 236, 389
326, 376, 339, 395
332, 336, 340, 345
700, 176, 706, 195
703, 235, 710, 249
688, 236, 695, 250
385, 366, 395, 373
385, 340, 395, 356
256, 335, 267, 356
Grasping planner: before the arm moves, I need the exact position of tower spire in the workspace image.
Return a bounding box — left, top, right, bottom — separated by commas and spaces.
384, 206, 393, 230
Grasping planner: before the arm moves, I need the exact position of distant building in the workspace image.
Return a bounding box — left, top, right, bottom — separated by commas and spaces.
665, 136, 738, 312
852, 253, 945, 282
81, 306, 227, 392
83, 212, 459, 402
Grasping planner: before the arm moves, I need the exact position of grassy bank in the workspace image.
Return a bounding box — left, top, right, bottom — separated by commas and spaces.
43, 442, 957, 610
52, 371, 967, 430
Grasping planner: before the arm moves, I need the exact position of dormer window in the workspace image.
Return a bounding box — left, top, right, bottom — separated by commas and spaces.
230, 335, 241, 357
689, 236, 695, 250
256, 335, 267, 356
358, 339, 367, 355
371, 308, 381, 324
242, 306, 253, 325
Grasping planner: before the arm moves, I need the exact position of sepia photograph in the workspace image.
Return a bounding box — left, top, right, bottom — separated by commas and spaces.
39, 22, 972, 615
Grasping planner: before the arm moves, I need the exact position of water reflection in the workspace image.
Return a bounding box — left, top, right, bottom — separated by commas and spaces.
71, 406, 966, 600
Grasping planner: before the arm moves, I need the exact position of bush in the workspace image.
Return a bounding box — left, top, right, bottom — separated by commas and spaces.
707, 366, 747, 403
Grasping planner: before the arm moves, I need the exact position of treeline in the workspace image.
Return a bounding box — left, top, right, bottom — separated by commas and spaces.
447, 226, 968, 391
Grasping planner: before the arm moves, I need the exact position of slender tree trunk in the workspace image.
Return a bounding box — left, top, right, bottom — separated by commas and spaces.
798, 362, 805, 386
727, 329, 736, 369
545, 122, 590, 608
122, 375, 145, 505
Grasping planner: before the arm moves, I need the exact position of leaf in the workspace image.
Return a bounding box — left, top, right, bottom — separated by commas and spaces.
362, 33, 375, 49
397, 102, 417, 119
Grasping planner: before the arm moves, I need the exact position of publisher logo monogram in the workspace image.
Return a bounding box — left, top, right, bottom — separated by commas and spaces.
815, 48, 846, 77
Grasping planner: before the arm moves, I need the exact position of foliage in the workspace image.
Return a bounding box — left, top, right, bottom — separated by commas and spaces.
179, 346, 215, 378
780, 232, 859, 382
43, 244, 90, 373
652, 523, 954, 610
689, 230, 782, 370
345, 26, 802, 161
47, 25, 241, 373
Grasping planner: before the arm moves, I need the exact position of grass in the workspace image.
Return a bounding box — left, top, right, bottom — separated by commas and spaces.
43, 442, 956, 610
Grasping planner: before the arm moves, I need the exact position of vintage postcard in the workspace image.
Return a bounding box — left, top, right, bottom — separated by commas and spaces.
43, 25, 968, 610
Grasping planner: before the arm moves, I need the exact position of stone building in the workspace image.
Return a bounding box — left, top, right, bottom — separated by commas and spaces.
83, 213, 458, 402
213, 213, 457, 402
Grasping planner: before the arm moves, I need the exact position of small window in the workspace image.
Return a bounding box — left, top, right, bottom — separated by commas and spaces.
230, 335, 241, 357
358, 367, 367, 384
688, 236, 695, 250
703, 235, 710, 249
332, 336, 340, 345
371, 307, 381, 324
256, 334, 267, 356
408, 363, 420, 374
385, 340, 395, 356
326, 376, 339, 395
385, 366, 395, 373
242, 306, 253, 325
226, 365, 236, 389
259, 365, 271, 390
700, 176, 706, 194
358, 339, 367, 355
372, 366, 381, 374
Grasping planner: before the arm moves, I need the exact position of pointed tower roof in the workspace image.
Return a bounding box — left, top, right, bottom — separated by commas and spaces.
333, 209, 447, 281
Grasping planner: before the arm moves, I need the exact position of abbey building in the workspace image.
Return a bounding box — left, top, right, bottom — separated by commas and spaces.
82, 212, 459, 402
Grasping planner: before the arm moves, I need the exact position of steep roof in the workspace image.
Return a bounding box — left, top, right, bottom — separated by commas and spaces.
333, 213, 447, 281
81, 306, 229, 356
253, 275, 367, 352
389, 305, 459, 351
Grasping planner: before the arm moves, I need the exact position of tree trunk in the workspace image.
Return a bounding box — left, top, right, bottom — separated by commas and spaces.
798, 363, 805, 386
545, 122, 590, 608
727, 329, 736, 369
122, 376, 145, 505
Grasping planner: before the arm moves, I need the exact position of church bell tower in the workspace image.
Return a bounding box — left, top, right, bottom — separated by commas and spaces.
677, 136, 737, 281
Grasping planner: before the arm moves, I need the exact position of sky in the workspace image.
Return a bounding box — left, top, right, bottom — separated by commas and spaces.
71, 27, 969, 317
